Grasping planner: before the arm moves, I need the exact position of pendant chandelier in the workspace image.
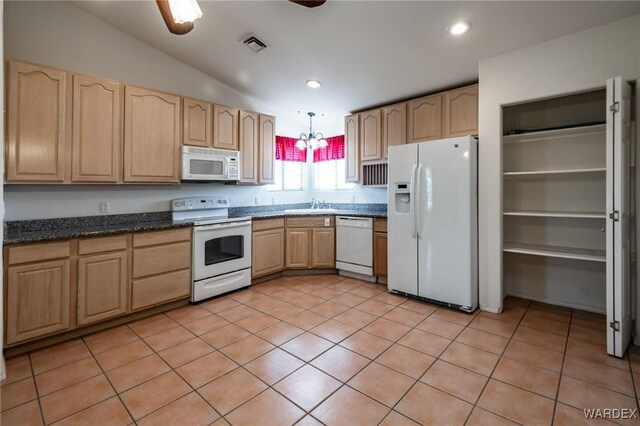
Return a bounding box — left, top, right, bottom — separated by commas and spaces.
296, 112, 327, 150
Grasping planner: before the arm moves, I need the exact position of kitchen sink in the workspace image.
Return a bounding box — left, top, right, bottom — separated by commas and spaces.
284, 208, 338, 214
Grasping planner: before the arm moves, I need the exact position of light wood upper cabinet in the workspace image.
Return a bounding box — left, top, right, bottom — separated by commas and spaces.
259, 114, 276, 184
252, 228, 285, 277
6, 61, 70, 182
408, 94, 442, 143
6, 259, 71, 345
183, 97, 212, 147
443, 84, 478, 138
123, 85, 181, 183
345, 114, 359, 182
213, 104, 239, 150
311, 228, 335, 269
77, 251, 127, 325
239, 111, 259, 183
72, 75, 122, 183
382, 103, 407, 159
360, 109, 382, 161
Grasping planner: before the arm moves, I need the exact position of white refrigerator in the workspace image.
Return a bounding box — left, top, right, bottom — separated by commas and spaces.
387, 136, 478, 312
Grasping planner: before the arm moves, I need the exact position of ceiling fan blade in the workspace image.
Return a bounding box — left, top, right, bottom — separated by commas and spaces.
156, 0, 194, 35
289, 0, 327, 8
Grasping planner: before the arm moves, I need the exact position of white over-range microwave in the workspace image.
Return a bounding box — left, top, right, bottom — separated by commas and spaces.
181, 146, 240, 181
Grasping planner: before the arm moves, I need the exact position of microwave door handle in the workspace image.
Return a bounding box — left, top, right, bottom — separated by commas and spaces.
194, 221, 252, 232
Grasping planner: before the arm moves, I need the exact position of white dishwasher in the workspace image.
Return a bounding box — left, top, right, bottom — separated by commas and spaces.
336, 216, 374, 279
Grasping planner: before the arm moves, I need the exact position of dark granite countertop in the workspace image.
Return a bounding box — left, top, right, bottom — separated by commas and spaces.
4, 212, 193, 246
4, 204, 387, 245
233, 209, 387, 219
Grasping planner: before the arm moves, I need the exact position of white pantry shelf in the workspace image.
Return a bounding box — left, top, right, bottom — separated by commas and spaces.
503, 168, 606, 178
502, 123, 606, 144
503, 242, 605, 262
503, 211, 606, 219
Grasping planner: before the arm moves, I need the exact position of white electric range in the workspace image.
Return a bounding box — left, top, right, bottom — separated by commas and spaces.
172, 196, 252, 302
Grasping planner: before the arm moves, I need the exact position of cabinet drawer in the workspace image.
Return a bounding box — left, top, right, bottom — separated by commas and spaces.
8, 241, 72, 265
133, 228, 191, 248
374, 219, 387, 233
78, 235, 128, 255
286, 216, 335, 228
133, 241, 191, 278
253, 218, 284, 232
131, 269, 191, 311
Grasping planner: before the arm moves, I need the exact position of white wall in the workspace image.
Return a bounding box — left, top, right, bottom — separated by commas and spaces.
3, 1, 372, 220
478, 15, 640, 312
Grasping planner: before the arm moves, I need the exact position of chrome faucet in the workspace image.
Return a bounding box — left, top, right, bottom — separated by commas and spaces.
310, 198, 318, 209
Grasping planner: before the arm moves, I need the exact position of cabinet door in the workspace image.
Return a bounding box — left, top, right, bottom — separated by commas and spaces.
382, 103, 406, 159
311, 228, 335, 269
443, 85, 478, 138
374, 232, 388, 277
183, 97, 212, 147
7, 61, 70, 182
252, 228, 285, 277
213, 104, 239, 150
286, 229, 310, 269
259, 114, 276, 184
345, 114, 360, 182
360, 109, 382, 161
72, 74, 121, 182
77, 252, 127, 326
407, 94, 442, 143
6, 260, 71, 345
123, 86, 181, 183
239, 111, 259, 183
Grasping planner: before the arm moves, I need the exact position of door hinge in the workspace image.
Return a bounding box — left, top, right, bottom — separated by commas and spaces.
610, 102, 620, 113
610, 320, 620, 332
609, 211, 620, 221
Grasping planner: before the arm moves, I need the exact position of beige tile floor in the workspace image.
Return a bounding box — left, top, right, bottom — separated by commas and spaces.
2, 274, 639, 425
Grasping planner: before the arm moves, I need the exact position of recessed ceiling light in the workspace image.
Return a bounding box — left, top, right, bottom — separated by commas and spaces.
306, 79, 321, 89
449, 21, 471, 36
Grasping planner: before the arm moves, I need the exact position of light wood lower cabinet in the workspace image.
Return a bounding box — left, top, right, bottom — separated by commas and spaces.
374, 218, 388, 277
4, 228, 192, 346
311, 228, 335, 268
252, 228, 285, 278
77, 252, 127, 325
285, 229, 310, 269
6, 259, 71, 345
131, 228, 191, 311
285, 217, 335, 270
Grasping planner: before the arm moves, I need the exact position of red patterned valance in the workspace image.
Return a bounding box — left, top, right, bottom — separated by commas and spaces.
275, 136, 307, 162
313, 135, 345, 163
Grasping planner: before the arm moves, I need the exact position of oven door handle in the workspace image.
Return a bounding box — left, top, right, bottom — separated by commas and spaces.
194, 221, 252, 232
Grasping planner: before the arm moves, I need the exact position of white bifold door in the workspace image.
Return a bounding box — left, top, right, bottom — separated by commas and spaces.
606, 76, 632, 357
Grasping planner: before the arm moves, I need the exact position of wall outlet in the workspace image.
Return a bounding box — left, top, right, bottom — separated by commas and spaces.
99, 202, 110, 214
255, 196, 259, 205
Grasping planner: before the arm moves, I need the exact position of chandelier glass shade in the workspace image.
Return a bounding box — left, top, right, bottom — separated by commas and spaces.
296, 112, 328, 150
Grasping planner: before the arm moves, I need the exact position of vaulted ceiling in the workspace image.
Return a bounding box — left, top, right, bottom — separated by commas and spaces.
72, 1, 640, 132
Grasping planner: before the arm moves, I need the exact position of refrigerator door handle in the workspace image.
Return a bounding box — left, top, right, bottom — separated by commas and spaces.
415, 164, 423, 238
409, 164, 417, 238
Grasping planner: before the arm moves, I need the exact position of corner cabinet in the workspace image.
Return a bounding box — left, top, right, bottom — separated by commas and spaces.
443, 85, 478, 138
239, 111, 260, 183
285, 217, 335, 270
123, 86, 181, 183
345, 114, 360, 182
213, 104, 239, 150
183, 97, 212, 148
6, 61, 70, 183
72, 74, 122, 183
259, 114, 276, 184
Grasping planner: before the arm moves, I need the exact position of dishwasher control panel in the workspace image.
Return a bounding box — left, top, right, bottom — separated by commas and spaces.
336, 217, 373, 228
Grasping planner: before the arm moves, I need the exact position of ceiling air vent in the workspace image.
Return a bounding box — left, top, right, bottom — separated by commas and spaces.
241, 33, 269, 53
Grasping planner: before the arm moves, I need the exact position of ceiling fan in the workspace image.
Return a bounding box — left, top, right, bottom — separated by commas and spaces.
157, 0, 326, 36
